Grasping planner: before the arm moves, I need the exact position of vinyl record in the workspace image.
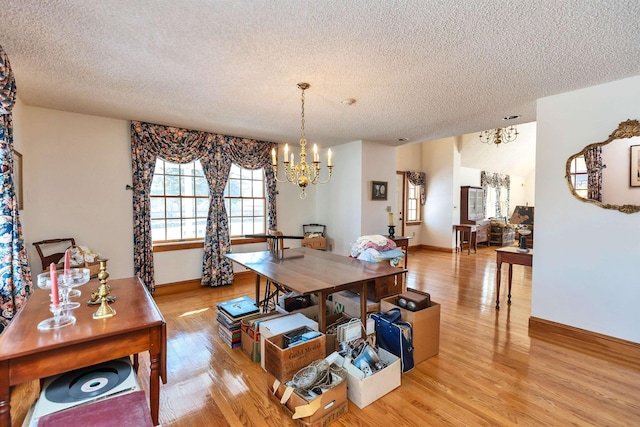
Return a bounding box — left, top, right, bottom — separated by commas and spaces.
44, 359, 132, 404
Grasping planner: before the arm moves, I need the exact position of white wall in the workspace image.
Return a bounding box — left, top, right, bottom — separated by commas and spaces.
423, 136, 458, 249
534, 74, 640, 343
361, 141, 397, 237
16, 104, 134, 280
316, 140, 363, 256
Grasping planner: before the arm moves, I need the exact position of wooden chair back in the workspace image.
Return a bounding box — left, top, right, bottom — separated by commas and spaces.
32, 238, 76, 271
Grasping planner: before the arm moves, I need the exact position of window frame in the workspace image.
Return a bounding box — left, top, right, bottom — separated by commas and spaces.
150, 160, 267, 252
569, 155, 588, 198
405, 179, 422, 225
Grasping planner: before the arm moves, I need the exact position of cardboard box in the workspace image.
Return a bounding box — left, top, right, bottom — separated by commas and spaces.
380, 297, 440, 364
259, 313, 318, 370
267, 371, 348, 427
330, 290, 380, 317
276, 293, 321, 322
264, 331, 326, 382
301, 236, 327, 250
332, 347, 401, 409
241, 312, 285, 362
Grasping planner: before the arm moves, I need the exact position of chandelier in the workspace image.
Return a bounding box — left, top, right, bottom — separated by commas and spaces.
479, 126, 519, 146
272, 82, 333, 199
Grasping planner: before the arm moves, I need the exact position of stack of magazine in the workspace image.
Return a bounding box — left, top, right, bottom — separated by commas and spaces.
216, 296, 260, 348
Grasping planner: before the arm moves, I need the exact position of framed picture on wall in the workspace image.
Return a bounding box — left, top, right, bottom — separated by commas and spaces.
371, 181, 388, 200
631, 145, 640, 187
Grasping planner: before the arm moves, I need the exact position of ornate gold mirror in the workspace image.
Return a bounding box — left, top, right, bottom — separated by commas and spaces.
565, 119, 640, 214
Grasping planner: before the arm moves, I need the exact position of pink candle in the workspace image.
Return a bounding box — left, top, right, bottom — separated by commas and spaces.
50, 262, 59, 307
64, 249, 71, 275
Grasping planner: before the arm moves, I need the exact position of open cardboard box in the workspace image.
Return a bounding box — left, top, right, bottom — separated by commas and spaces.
240, 312, 285, 363
380, 296, 440, 364
264, 330, 327, 382
259, 313, 318, 370
329, 347, 401, 409
267, 358, 348, 427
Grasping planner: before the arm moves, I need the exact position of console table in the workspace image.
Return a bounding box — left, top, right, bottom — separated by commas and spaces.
495, 247, 533, 309
0, 277, 166, 426
453, 224, 477, 255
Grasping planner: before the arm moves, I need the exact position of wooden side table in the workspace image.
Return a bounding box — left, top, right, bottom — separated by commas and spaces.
453, 224, 477, 255
495, 247, 533, 309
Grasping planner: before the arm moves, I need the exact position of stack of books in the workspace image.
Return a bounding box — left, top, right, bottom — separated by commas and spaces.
216, 296, 260, 348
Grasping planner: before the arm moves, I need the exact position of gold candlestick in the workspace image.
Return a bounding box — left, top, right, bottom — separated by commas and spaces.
93, 259, 116, 319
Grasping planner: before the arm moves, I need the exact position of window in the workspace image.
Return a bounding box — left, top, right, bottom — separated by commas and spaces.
150, 160, 266, 243
569, 155, 588, 198
406, 181, 421, 223
223, 164, 266, 237
150, 159, 209, 242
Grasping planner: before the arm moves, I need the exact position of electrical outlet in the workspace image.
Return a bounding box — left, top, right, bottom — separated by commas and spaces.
386, 205, 392, 212
412, 231, 416, 237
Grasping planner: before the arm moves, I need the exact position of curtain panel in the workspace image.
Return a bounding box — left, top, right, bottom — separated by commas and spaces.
480, 171, 511, 218
0, 44, 32, 333
584, 146, 603, 202
406, 171, 427, 205
130, 121, 277, 291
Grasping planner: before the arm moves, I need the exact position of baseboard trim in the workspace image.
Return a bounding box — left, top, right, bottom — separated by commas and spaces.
416, 244, 454, 253
529, 316, 640, 366
154, 271, 255, 297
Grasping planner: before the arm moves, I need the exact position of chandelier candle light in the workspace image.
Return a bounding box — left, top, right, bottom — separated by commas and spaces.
272, 82, 333, 199
479, 126, 519, 146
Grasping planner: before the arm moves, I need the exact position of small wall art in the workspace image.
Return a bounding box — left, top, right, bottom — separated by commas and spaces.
371, 181, 388, 200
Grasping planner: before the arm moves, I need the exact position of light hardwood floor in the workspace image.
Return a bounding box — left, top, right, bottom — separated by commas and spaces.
12, 246, 640, 426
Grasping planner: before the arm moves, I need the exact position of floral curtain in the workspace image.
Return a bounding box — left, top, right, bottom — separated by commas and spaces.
0, 45, 32, 333
130, 121, 277, 291
406, 171, 427, 205
584, 147, 603, 202
481, 171, 511, 218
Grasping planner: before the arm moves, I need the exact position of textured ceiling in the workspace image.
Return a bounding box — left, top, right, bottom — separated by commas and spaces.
1, 0, 640, 150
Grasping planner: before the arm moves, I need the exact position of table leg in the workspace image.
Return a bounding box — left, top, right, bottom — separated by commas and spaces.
360, 282, 367, 339
255, 274, 262, 312
0, 361, 9, 427
496, 257, 502, 309
454, 229, 459, 253
149, 352, 161, 426
508, 264, 513, 305
466, 231, 471, 255
473, 230, 477, 253
318, 292, 327, 334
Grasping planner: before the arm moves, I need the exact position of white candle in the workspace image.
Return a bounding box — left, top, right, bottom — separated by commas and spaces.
271, 148, 277, 166
284, 144, 289, 162
389, 212, 394, 225
313, 144, 319, 162
328, 149, 332, 167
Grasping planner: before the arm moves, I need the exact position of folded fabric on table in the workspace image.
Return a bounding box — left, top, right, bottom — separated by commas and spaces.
350, 235, 397, 258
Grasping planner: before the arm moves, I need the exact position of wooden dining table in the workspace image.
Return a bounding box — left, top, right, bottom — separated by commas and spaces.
226, 247, 407, 334
0, 276, 166, 426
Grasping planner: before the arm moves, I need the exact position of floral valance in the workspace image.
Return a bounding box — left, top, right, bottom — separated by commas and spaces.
0, 45, 17, 115
481, 171, 510, 189
406, 171, 427, 205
